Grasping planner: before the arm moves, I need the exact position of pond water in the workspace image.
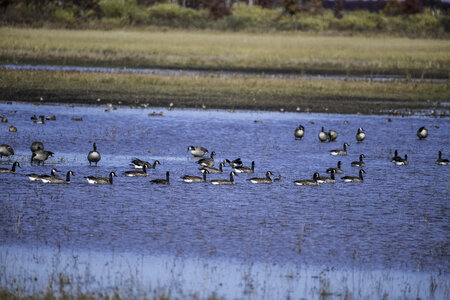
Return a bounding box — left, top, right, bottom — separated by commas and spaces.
0, 102, 449, 299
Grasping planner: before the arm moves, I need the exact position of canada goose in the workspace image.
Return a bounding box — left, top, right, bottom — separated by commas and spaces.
417, 126, 428, 139
88, 143, 101, 166
0, 144, 14, 159
31, 150, 54, 165
436, 151, 449, 165
294, 125, 304, 139
234, 161, 255, 173
328, 130, 338, 142
41, 171, 74, 184
197, 151, 216, 168
394, 154, 409, 166
294, 172, 319, 186
187, 146, 208, 157
342, 169, 365, 182
326, 161, 343, 174
273, 174, 282, 182
124, 165, 148, 177
0, 161, 20, 173
211, 171, 237, 185
181, 169, 208, 183
200, 162, 225, 174
46, 115, 56, 121
317, 170, 335, 184
9, 126, 17, 132
225, 158, 243, 168
247, 171, 273, 184
33, 115, 45, 124
30, 115, 38, 120
27, 168, 59, 181
391, 150, 402, 163
131, 159, 160, 169
330, 143, 349, 156
318, 127, 328, 142
351, 154, 366, 167
1, 115, 8, 123
150, 171, 170, 185
85, 172, 117, 184
30, 141, 44, 152
356, 127, 366, 142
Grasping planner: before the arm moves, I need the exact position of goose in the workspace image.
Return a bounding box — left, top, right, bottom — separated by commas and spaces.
330, 143, 349, 156
318, 127, 328, 142
436, 151, 449, 165
0, 144, 14, 159
342, 169, 365, 183
131, 159, 160, 169
187, 146, 208, 157
27, 168, 59, 181
326, 161, 343, 174
356, 127, 366, 142
234, 161, 255, 173
124, 165, 148, 177
317, 170, 335, 184
417, 126, 428, 139
225, 158, 243, 168
30, 141, 44, 152
200, 162, 225, 174
181, 169, 208, 183
273, 174, 282, 182
88, 143, 101, 166
394, 154, 409, 166
0, 161, 20, 173
294, 125, 304, 139
85, 172, 117, 184
41, 171, 74, 184
211, 171, 237, 185
31, 150, 54, 165
150, 171, 170, 185
351, 154, 366, 167
247, 171, 273, 184
197, 151, 216, 168
294, 172, 319, 186
328, 130, 338, 142
391, 150, 402, 163
33, 115, 45, 124
30, 115, 38, 120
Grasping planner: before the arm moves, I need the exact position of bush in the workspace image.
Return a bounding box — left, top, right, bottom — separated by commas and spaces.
53, 7, 77, 27
216, 3, 278, 31
277, 13, 333, 31
147, 3, 210, 28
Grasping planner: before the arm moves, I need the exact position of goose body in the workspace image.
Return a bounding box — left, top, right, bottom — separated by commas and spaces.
417, 126, 428, 139
326, 161, 343, 174
330, 143, 349, 156
247, 171, 273, 184
30, 141, 44, 152
0, 144, 14, 159
294, 125, 304, 139
130, 159, 160, 169
351, 154, 366, 167
150, 171, 170, 185
342, 169, 365, 182
391, 150, 402, 163
85, 172, 117, 184
211, 171, 236, 185
0, 161, 20, 173
273, 174, 282, 182
356, 128, 366, 142
197, 151, 215, 168
201, 162, 224, 174
88, 143, 101, 166
27, 168, 59, 181
436, 151, 449, 165
394, 154, 409, 166
41, 171, 74, 184
294, 173, 319, 186
124, 165, 148, 177
226, 158, 243, 168
317, 170, 335, 184
188, 146, 208, 157
31, 150, 54, 165
318, 127, 328, 142
33, 115, 45, 124
328, 130, 338, 142
181, 169, 208, 183
234, 161, 255, 173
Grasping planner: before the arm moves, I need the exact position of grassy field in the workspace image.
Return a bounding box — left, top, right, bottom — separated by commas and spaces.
1, 27, 449, 78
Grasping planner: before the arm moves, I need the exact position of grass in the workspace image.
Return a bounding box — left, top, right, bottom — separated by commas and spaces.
0, 27, 449, 78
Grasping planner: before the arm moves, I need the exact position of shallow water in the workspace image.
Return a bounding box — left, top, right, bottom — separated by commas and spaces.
0, 102, 449, 298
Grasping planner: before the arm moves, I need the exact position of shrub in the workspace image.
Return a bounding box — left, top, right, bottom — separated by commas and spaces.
53, 7, 77, 26
147, 3, 210, 28
217, 3, 278, 31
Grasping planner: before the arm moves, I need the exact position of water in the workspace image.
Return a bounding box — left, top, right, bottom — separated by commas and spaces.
1, 102, 449, 298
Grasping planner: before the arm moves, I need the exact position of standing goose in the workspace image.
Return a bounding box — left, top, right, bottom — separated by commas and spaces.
150, 171, 170, 185
0, 161, 20, 173
0, 144, 14, 160
197, 151, 216, 168
30, 141, 44, 152
41, 171, 74, 184
356, 128, 366, 142
31, 150, 54, 165
351, 154, 366, 167
342, 169, 365, 182
330, 143, 349, 156
326, 161, 343, 174
394, 154, 409, 166
200, 162, 225, 174
187, 146, 208, 157
318, 127, 328, 142
88, 143, 101, 166
27, 168, 59, 181
294, 172, 320, 186
317, 170, 336, 184
181, 169, 208, 183
247, 171, 273, 184
211, 171, 237, 185
436, 151, 449, 165
124, 165, 148, 177
294, 125, 305, 140
131, 159, 160, 169
328, 130, 338, 142
417, 126, 428, 139
234, 161, 255, 173
85, 172, 117, 184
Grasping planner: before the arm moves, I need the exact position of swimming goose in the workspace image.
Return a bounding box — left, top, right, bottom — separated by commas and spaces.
390, 150, 402, 163
417, 126, 428, 139
394, 154, 409, 166
247, 171, 273, 184
88, 143, 101, 166
201, 162, 225, 174
330, 143, 349, 156
328, 130, 338, 142
31, 150, 54, 165
33, 115, 45, 124
30, 141, 44, 152
41, 171, 74, 184
150, 171, 170, 185
0, 161, 20, 173
294, 172, 319, 186
318, 127, 328, 142
187, 146, 208, 157
27, 168, 59, 181
351, 154, 366, 167
326, 161, 343, 174
197, 152, 216, 168
317, 170, 335, 184
234, 161, 255, 173
356, 128, 366, 142
124, 165, 148, 177
225, 158, 243, 168
181, 169, 208, 183
131, 159, 160, 169
342, 169, 365, 182
211, 171, 237, 185
0, 144, 14, 159
85, 172, 117, 184
273, 174, 282, 182
436, 151, 449, 165
294, 125, 304, 139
